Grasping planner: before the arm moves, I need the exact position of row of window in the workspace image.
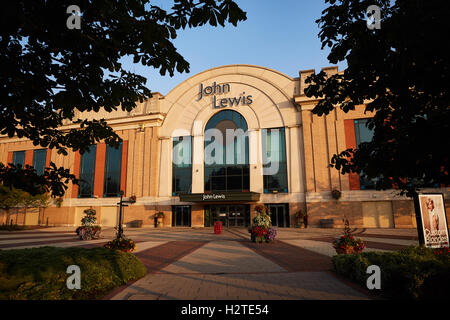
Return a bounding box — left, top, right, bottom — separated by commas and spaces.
78, 144, 123, 198
12, 144, 122, 198
12, 149, 47, 176
9, 118, 396, 197
172, 128, 289, 195
172, 110, 289, 195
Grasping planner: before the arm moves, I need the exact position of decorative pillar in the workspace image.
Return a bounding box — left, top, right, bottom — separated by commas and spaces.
249, 129, 263, 193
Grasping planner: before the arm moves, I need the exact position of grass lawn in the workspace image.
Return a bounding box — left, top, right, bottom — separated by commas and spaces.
0, 246, 147, 300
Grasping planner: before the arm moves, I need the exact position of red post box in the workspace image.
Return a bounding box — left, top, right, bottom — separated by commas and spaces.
214, 221, 223, 234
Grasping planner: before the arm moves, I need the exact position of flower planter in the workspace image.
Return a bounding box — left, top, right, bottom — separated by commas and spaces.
334, 246, 364, 254
76, 226, 101, 240
157, 217, 163, 227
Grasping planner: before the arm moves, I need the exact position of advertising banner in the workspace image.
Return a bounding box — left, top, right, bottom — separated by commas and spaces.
417, 194, 449, 248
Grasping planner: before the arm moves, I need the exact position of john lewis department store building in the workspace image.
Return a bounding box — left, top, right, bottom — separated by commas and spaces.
1, 64, 449, 228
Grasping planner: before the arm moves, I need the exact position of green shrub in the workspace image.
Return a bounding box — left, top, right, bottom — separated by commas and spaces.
0, 224, 32, 231
332, 246, 450, 300
0, 246, 146, 300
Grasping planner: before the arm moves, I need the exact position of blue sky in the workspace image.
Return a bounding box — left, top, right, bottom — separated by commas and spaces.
123, 0, 346, 95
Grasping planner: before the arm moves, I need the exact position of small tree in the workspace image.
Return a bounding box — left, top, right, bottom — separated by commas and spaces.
21, 191, 41, 225
0, 185, 23, 225
36, 193, 51, 226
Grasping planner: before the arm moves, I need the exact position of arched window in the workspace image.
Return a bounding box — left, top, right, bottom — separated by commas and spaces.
204, 110, 249, 192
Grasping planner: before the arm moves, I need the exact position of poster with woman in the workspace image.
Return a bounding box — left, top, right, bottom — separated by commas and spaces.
418, 194, 449, 248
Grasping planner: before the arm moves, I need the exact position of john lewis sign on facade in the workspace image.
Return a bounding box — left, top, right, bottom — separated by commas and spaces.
198, 82, 253, 108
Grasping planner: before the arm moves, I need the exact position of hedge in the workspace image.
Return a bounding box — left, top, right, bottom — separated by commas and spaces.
332, 246, 450, 300
0, 246, 147, 300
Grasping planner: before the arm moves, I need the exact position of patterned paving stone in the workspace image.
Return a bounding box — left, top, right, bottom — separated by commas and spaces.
161, 240, 285, 274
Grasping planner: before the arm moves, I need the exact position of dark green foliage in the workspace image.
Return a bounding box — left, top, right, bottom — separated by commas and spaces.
0, 0, 246, 196
0, 163, 76, 197
0, 246, 147, 299
332, 246, 450, 299
0, 224, 34, 231
305, 0, 450, 196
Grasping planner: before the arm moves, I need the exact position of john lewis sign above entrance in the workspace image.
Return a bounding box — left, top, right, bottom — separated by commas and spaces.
198, 82, 253, 108
179, 192, 260, 202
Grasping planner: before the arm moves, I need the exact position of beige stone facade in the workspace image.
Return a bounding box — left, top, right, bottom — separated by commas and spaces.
1, 64, 449, 228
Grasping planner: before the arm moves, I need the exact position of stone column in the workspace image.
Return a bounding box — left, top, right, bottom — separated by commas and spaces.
249, 128, 263, 193
192, 133, 204, 193
158, 137, 172, 197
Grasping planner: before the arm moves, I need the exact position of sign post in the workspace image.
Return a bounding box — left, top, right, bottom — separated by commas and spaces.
413, 193, 449, 248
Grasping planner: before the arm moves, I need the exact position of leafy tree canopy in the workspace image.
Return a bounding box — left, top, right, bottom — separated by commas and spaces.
0, 0, 246, 196
304, 0, 449, 197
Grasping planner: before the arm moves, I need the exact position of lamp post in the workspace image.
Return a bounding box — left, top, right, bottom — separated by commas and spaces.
117, 190, 128, 239
117, 190, 135, 239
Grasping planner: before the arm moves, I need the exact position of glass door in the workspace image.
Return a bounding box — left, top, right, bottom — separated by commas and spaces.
228, 205, 245, 227
172, 206, 191, 227
205, 205, 249, 227
267, 204, 290, 227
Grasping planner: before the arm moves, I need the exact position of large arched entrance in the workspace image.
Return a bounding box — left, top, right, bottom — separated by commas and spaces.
204, 109, 249, 193
203, 110, 250, 227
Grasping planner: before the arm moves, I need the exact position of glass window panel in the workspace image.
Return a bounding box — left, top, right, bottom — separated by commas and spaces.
226, 166, 242, 175
183, 206, 191, 227
226, 175, 241, 191
263, 128, 288, 193
355, 119, 374, 145
354, 119, 377, 189
176, 206, 182, 226
212, 176, 226, 191
269, 206, 277, 226
243, 174, 249, 190
32, 149, 47, 176
78, 145, 96, 198
104, 144, 122, 197
277, 206, 285, 227
172, 136, 192, 195
12, 151, 25, 167
204, 110, 249, 192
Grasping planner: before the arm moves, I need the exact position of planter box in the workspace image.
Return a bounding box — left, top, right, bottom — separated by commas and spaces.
335, 247, 362, 254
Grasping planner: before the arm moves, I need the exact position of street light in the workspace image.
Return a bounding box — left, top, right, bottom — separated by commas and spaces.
116, 190, 135, 239
117, 190, 128, 239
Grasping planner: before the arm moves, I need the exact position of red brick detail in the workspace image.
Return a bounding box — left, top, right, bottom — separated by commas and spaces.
120, 141, 128, 194
45, 149, 52, 168
72, 151, 81, 198
24, 150, 33, 167
94, 143, 106, 198
7, 152, 13, 165
344, 119, 360, 190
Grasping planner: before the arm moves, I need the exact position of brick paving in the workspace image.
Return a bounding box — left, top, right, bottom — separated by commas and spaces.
110, 235, 369, 300
242, 240, 333, 272
0, 226, 420, 300
135, 241, 209, 273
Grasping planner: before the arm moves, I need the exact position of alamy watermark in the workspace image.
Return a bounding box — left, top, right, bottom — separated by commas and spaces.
366, 265, 381, 290
366, 5, 381, 30
66, 265, 81, 290
67, 5, 81, 30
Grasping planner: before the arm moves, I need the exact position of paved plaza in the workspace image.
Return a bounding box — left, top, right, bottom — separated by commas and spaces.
0, 226, 420, 300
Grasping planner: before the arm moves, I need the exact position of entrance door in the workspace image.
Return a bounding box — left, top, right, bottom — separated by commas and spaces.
228, 205, 245, 227
267, 204, 290, 227
172, 206, 191, 227
204, 205, 249, 227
